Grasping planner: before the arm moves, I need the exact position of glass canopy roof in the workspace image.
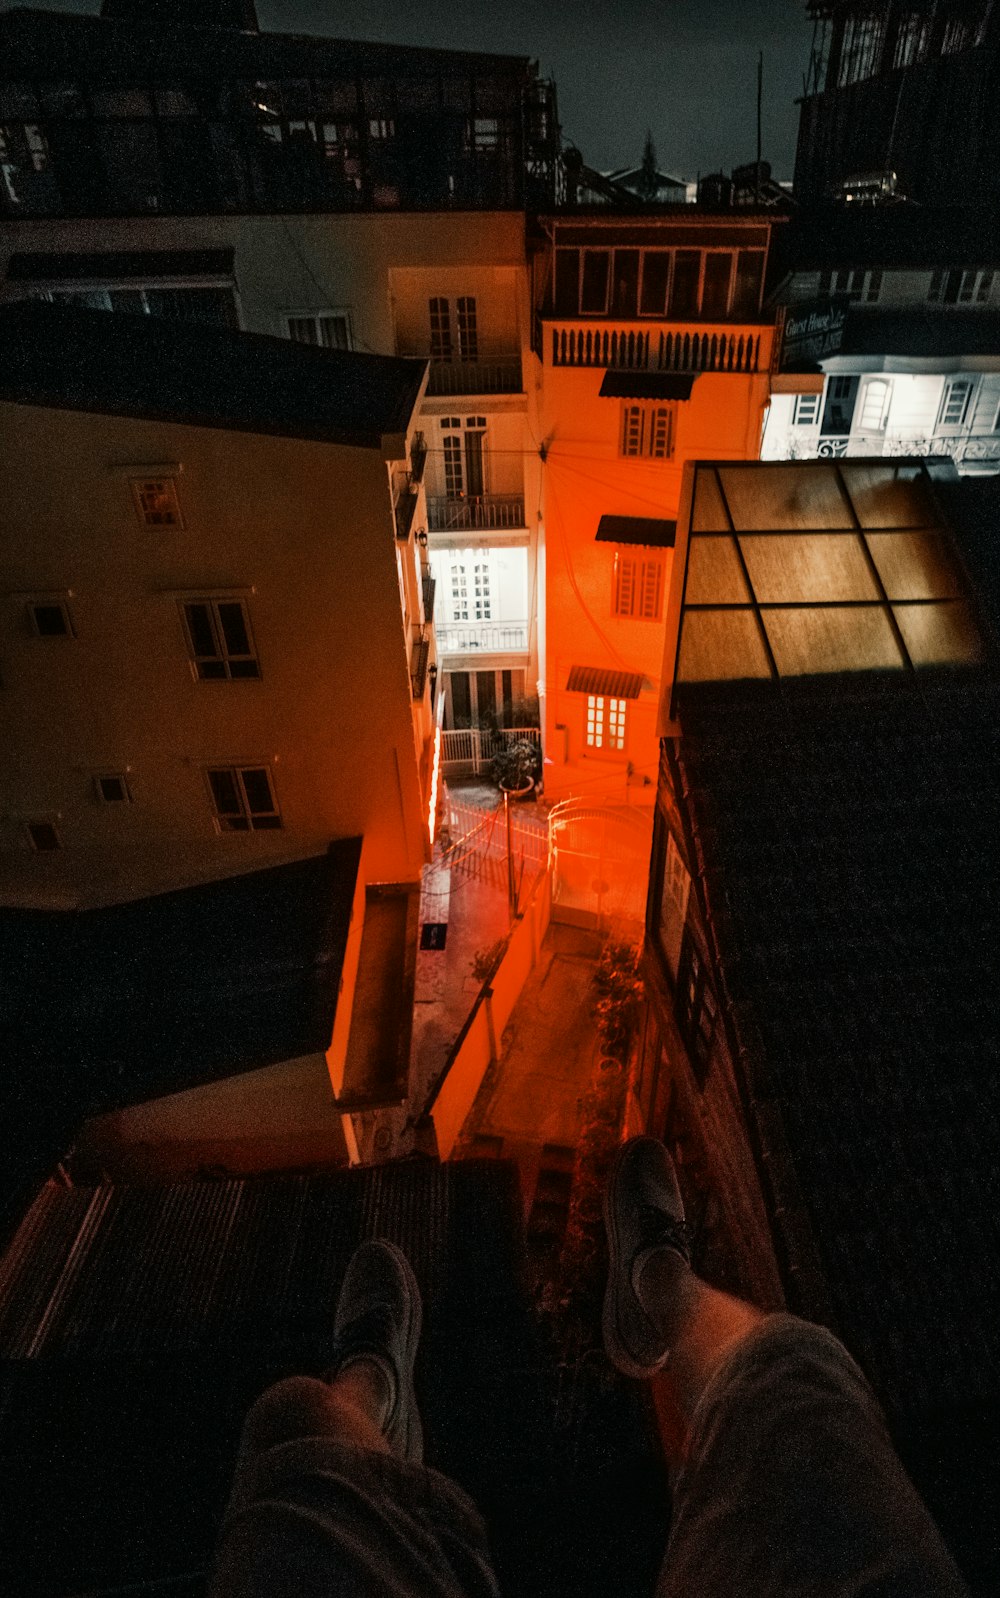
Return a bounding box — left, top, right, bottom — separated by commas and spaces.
667, 460, 982, 701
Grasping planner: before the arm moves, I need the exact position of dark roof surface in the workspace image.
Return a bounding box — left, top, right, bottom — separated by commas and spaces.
599, 372, 696, 401
671, 675, 1000, 1425
0, 1160, 669, 1598
0, 845, 360, 1235
0, 6, 533, 77
0, 304, 426, 446
773, 207, 1000, 276
6, 249, 235, 283
839, 305, 1000, 359
596, 514, 676, 548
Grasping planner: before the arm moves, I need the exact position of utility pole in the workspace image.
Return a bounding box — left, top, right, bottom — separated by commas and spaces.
756, 51, 763, 205
503, 786, 516, 920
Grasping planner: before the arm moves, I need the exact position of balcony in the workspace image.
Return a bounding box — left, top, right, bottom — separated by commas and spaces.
427, 494, 526, 532
435, 619, 529, 654
401, 353, 523, 396
811, 434, 1000, 464
548, 320, 771, 375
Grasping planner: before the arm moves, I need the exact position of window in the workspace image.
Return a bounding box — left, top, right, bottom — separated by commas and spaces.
183, 600, 260, 680
792, 393, 822, 427
820, 375, 859, 435
368, 117, 395, 139
676, 931, 718, 1080
929, 269, 994, 305
585, 694, 626, 750
819, 269, 881, 303
27, 821, 60, 852
580, 249, 611, 314
473, 560, 492, 620
858, 378, 891, 432
28, 600, 73, 638
456, 296, 478, 362
441, 416, 487, 498
286, 312, 351, 349
938, 379, 973, 428
621, 403, 674, 459
94, 773, 132, 803
837, 14, 884, 85
207, 766, 281, 831
614, 553, 664, 619
132, 477, 182, 528
469, 117, 499, 151
893, 12, 930, 67
429, 297, 452, 362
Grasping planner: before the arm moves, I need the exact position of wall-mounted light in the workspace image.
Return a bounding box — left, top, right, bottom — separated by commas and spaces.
416, 530, 428, 547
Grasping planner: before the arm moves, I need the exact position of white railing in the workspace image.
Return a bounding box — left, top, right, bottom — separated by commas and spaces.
441, 725, 541, 776
427, 494, 526, 532
436, 619, 528, 654
549, 319, 772, 375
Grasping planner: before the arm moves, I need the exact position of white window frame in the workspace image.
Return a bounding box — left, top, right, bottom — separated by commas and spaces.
27, 598, 75, 639
285, 310, 353, 350
181, 598, 261, 682
938, 378, 975, 431
205, 764, 282, 832
792, 393, 822, 428
93, 773, 132, 804
858, 378, 892, 433
26, 820, 61, 852
585, 694, 627, 751
131, 476, 183, 529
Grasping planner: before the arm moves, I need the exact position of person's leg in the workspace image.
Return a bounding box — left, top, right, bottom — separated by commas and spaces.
603, 1133, 764, 1415
213, 1239, 500, 1598
604, 1138, 969, 1598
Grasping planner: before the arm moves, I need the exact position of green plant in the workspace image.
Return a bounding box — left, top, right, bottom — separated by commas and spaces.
491, 737, 542, 791
470, 937, 507, 985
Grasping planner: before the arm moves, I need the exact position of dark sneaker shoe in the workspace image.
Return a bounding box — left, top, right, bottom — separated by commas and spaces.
602, 1137, 691, 1379
330, 1239, 423, 1462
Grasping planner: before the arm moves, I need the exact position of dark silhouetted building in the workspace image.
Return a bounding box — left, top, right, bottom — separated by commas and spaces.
795, 0, 1000, 206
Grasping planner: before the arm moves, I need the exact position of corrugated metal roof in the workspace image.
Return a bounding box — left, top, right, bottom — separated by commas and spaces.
596, 514, 676, 548
598, 371, 696, 400
566, 665, 646, 699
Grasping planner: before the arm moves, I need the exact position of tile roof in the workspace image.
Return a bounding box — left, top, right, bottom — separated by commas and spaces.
596, 514, 676, 548
0, 1160, 670, 1598
0, 304, 426, 447
839, 306, 1000, 359
0, 845, 361, 1236
670, 677, 1000, 1425
566, 665, 646, 699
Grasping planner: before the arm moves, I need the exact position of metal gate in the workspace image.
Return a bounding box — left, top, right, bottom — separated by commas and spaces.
547, 802, 652, 931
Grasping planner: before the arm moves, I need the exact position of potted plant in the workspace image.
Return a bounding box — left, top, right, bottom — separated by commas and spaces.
491, 737, 542, 795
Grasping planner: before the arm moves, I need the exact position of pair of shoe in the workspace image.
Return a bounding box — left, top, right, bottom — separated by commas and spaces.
329, 1138, 689, 1457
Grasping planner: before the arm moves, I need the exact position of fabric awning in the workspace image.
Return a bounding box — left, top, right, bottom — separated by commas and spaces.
596, 514, 676, 548
566, 665, 646, 700
598, 371, 696, 400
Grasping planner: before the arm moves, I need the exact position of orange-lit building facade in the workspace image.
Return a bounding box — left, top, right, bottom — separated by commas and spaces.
532, 214, 781, 803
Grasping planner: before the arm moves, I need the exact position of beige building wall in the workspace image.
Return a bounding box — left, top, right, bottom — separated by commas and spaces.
0, 400, 432, 907
0, 210, 544, 723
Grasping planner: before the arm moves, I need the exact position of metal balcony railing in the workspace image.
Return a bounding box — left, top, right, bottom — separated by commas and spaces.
427, 494, 526, 532
422, 573, 436, 622
548, 319, 771, 375
409, 356, 523, 395
435, 619, 528, 653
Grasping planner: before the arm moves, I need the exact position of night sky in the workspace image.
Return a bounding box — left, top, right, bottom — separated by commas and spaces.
21, 0, 815, 179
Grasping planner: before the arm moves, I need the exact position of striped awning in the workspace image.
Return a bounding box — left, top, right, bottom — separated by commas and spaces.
566, 665, 646, 700
598, 371, 696, 400
596, 514, 676, 548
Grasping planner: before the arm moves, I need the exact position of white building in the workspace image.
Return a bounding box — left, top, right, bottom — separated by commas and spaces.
764, 212, 1000, 475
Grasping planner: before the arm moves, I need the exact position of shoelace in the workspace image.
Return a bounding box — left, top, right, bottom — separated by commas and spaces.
635, 1202, 692, 1262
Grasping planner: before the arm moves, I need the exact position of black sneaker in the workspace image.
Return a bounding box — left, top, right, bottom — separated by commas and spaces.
330, 1239, 423, 1462
602, 1137, 691, 1379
